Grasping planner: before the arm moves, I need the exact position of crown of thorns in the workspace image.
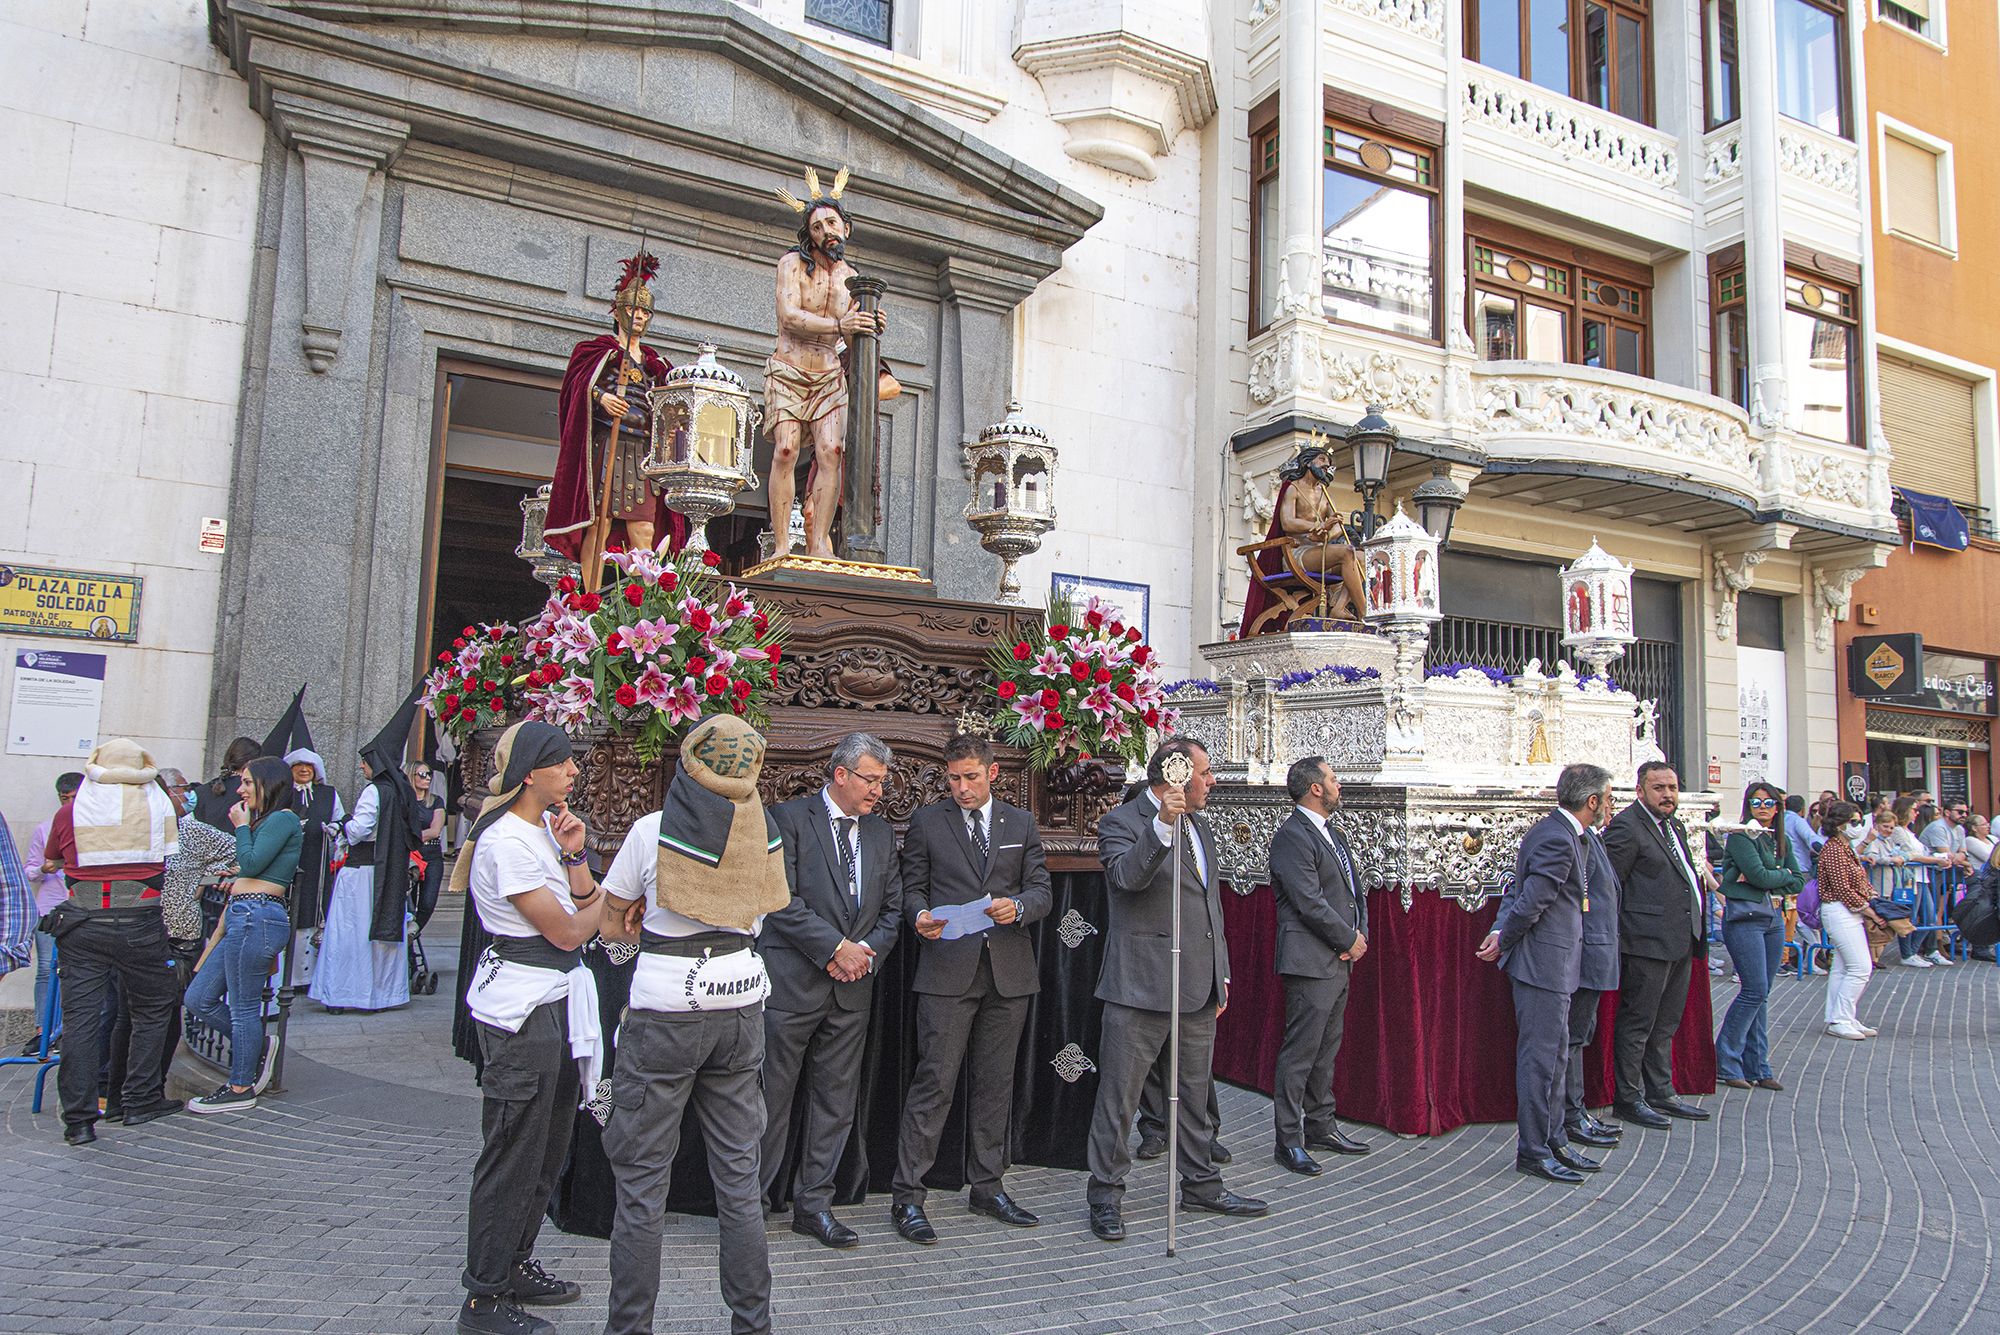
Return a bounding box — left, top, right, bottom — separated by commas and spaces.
774, 166, 849, 214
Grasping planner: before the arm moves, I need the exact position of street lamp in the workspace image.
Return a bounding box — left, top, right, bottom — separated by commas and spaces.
1346, 404, 1397, 540
1411, 466, 1467, 548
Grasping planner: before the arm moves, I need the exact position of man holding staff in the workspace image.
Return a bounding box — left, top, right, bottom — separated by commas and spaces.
1082, 739, 1266, 1243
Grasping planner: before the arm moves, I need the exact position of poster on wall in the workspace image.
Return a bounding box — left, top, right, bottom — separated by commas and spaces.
1050, 573, 1149, 642
8, 648, 105, 758
1737, 645, 1789, 789
1940, 747, 1971, 807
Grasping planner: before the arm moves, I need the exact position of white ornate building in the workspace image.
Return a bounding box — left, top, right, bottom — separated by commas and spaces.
0, 0, 1898, 815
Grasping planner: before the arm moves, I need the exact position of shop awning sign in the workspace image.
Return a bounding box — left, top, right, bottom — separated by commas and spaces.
1849, 633, 1922, 699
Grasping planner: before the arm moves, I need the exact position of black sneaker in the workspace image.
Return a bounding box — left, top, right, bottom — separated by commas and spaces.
509, 1259, 581, 1306
188, 1085, 258, 1116
457, 1296, 552, 1335
252, 1036, 280, 1094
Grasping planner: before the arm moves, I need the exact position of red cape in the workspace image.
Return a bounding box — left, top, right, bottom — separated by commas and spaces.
546, 334, 683, 563
1239, 478, 1298, 634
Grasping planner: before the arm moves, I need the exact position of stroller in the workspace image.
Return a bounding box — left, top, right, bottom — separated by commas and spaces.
407, 851, 440, 995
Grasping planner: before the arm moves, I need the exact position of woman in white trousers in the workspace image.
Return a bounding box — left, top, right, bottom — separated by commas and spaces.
1817, 800, 1886, 1040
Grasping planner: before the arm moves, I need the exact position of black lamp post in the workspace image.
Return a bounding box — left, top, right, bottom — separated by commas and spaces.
1411, 466, 1467, 548
1345, 404, 1397, 540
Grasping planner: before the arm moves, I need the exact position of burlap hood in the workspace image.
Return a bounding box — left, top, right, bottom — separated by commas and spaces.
656, 716, 791, 933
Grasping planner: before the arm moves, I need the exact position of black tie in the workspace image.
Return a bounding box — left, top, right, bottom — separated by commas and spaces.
836, 817, 859, 904
970, 809, 989, 861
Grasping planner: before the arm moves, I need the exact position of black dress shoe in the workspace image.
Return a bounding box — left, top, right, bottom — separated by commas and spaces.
1614, 1101, 1673, 1130
1181, 1190, 1269, 1217
1274, 1146, 1324, 1176
890, 1203, 938, 1245
968, 1192, 1039, 1227
1209, 1140, 1232, 1165
1134, 1134, 1167, 1160
1089, 1204, 1125, 1241
123, 1099, 184, 1127
791, 1210, 860, 1249
1515, 1153, 1585, 1184
1648, 1096, 1711, 1122
63, 1123, 96, 1147
1582, 1114, 1624, 1138
1552, 1146, 1602, 1174
1562, 1123, 1620, 1149
1307, 1128, 1372, 1156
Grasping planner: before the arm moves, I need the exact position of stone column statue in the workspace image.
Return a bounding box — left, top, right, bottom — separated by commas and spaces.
766, 167, 899, 561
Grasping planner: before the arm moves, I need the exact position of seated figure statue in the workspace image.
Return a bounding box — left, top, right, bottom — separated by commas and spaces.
1237, 441, 1369, 635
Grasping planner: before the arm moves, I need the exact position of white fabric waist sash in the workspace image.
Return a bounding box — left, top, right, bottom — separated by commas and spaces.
467, 949, 604, 1101
629, 946, 770, 1014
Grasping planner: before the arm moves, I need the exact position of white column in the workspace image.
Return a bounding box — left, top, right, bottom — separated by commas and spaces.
1278, 0, 1324, 318
1441, 0, 1469, 353
1739, 0, 1788, 432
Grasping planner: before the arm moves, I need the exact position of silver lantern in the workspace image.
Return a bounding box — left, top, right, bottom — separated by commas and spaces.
641, 343, 759, 555
1559, 538, 1637, 678
516, 483, 581, 590
963, 401, 1058, 606
1362, 504, 1443, 769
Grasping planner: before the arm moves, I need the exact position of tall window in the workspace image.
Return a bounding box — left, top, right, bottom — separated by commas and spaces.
1468, 223, 1651, 373
1322, 121, 1439, 341
1881, 125, 1953, 252
1776, 0, 1849, 136
1704, 0, 1740, 126
1710, 260, 1749, 409
805, 0, 892, 47
1784, 268, 1859, 443
1251, 121, 1282, 331
1877, 0, 1935, 42
1468, 0, 1652, 124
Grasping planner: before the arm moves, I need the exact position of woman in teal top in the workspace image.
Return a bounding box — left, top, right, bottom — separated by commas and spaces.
1714, 781, 1806, 1090
185, 756, 302, 1113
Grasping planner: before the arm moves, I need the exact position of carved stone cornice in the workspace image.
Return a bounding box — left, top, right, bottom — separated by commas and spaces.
1013, 3, 1216, 181
1711, 548, 1768, 642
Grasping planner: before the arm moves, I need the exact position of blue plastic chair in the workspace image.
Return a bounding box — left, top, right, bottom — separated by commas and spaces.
0, 942, 63, 1111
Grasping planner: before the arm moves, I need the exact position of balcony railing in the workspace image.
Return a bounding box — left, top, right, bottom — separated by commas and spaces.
1462, 68, 1680, 192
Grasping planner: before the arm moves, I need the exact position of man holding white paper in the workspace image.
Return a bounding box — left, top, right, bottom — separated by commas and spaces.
890, 733, 1052, 1244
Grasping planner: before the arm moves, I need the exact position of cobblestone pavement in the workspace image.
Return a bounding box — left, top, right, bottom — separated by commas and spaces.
4, 921, 1996, 1335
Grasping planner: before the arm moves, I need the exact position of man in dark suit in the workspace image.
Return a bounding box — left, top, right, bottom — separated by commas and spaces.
889, 733, 1052, 1244
1478, 762, 1610, 1184
758, 732, 904, 1249
1601, 760, 1714, 1129
1555, 811, 1623, 1158
1268, 755, 1372, 1176
1084, 739, 1267, 1242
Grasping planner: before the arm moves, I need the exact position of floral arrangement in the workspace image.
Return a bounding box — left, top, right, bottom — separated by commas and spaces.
1425, 662, 1512, 685
421, 546, 787, 761
1164, 664, 1381, 697
1578, 672, 1622, 693
422, 623, 529, 745
985, 593, 1175, 771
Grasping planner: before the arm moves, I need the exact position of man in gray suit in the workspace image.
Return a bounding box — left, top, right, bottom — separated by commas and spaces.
1084, 739, 1267, 1242
1268, 756, 1372, 1177
758, 733, 904, 1249
889, 733, 1052, 1244
1554, 807, 1623, 1162
1602, 761, 1714, 1129
1478, 762, 1609, 1185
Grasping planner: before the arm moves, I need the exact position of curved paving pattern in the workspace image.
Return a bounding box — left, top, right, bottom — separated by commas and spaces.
3, 962, 1996, 1335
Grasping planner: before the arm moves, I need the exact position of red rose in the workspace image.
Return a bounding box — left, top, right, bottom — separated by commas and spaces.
442, 694, 460, 713
487, 695, 503, 710
1115, 682, 1136, 703
1012, 641, 1031, 662
997, 681, 1019, 700
624, 583, 644, 607
557, 575, 577, 594
540, 665, 562, 685
578, 592, 602, 613
725, 594, 750, 617
752, 611, 769, 633
605, 631, 623, 656
458, 706, 478, 722
499, 653, 514, 666
1109, 620, 1124, 637
480, 679, 497, 693
1047, 712, 1066, 729
690, 607, 713, 632
1041, 688, 1060, 708
452, 637, 466, 650
437, 651, 451, 664
462, 625, 476, 637
1049, 623, 1070, 639
1133, 646, 1152, 666
687, 656, 707, 676
702, 549, 722, 568
1085, 610, 1103, 629
1070, 662, 1089, 681
1126, 627, 1142, 643
706, 673, 729, 696
733, 679, 752, 699
487, 626, 504, 641
1143, 708, 1160, 726
614, 684, 639, 708
607, 541, 624, 554
730, 698, 746, 715
1094, 668, 1113, 685
662, 571, 678, 592
765, 643, 782, 665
